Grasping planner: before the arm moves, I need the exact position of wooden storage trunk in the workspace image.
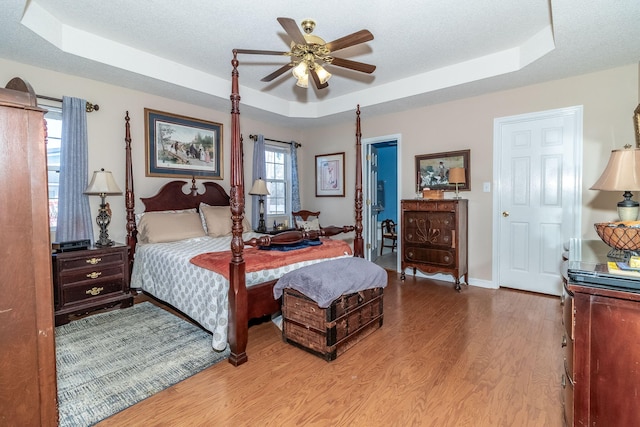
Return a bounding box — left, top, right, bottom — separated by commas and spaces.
282, 287, 384, 361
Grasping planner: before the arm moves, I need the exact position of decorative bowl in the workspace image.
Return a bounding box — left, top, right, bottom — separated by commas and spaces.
594, 222, 640, 251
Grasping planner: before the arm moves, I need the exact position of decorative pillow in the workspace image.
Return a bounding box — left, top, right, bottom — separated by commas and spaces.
137, 211, 206, 244
135, 208, 196, 227
199, 203, 251, 237
297, 218, 320, 231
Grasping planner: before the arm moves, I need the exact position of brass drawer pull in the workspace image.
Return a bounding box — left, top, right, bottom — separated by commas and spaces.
85, 287, 104, 296
86, 271, 102, 279
86, 257, 102, 265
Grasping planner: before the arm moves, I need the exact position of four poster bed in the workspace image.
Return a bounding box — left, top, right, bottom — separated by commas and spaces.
125, 51, 365, 366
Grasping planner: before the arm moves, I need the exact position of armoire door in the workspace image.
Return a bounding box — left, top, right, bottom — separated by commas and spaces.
0, 78, 58, 426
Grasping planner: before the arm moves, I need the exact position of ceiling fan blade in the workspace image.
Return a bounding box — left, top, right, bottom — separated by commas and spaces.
310, 68, 329, 90
234, 49, 289, 56
325, 30, 374, 53
277, 17, 307, 46
328, 57, 376, 74
261, 63, 293, 82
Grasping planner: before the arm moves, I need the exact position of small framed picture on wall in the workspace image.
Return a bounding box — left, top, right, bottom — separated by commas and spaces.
315, 152, 345, 197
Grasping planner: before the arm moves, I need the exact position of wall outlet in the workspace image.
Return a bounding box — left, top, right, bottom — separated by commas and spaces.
483, 182, 491, 192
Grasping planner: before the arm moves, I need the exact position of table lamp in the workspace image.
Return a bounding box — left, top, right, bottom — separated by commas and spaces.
448, 167, 466, 199
590, 145, 640, 221
249, 178, 270, 233
84, 168, 123, 246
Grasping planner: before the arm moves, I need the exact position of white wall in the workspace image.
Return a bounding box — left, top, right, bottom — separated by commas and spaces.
2, 58, 638, 284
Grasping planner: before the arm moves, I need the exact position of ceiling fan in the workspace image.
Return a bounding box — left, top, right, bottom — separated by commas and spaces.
235, 17, 376, 90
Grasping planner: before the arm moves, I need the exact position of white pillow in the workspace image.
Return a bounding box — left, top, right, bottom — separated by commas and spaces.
135, 208, 196, 227
297, 218, 320, 231
137, 211, 206, 244
199, 203, 251, 237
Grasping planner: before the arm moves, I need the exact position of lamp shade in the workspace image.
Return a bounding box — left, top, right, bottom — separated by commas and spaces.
249, 179, 270, 196
449, 167, 466, 184
315, 64, 332, 85
84, 169, 122, 195
590, 147, 640, 191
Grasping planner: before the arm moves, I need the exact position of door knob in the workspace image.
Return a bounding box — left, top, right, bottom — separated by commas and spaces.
502, 211, 509, 217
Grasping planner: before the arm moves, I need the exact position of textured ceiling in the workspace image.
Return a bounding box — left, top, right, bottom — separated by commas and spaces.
1, 0, 639, 127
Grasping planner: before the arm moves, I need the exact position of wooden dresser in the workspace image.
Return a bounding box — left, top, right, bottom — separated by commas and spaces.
52, 244, 132, 325
400, 199, 468, 290
562, 239, 640, 426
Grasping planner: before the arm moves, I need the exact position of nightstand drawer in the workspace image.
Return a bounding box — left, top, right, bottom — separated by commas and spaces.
56, 251, 126, 272
60, 264, 124, 285
61, 278, 125, 304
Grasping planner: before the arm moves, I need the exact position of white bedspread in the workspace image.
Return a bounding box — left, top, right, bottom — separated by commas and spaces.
130, 233, 351, 351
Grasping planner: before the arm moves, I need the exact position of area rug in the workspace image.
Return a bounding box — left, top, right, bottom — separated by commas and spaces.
55, 302, 230, 427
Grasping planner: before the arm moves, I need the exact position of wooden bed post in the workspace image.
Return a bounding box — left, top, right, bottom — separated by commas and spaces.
228, 50, 249, 366
124, 111, 136, 272
354, 105, 364, 257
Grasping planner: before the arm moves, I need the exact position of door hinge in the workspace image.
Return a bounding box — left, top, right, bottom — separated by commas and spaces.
366, 154, 371, 161
366, 243, 371, 249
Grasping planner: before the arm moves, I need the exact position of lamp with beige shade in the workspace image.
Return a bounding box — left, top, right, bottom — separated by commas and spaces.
249, 178, 270, 233
448, 167, 466, 199
591, 146, 640, 221
591, 146, 640, 258
84, 168, 123, 246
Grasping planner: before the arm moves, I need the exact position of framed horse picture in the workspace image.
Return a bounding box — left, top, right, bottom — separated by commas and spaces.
145, 108, 223, 179
415, 149, 470, 192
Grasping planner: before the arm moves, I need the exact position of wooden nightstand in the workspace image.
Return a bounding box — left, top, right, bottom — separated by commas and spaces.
52, 243, 133, 326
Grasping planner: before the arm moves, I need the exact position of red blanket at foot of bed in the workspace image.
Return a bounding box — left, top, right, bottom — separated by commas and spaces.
190, 239, 353, 279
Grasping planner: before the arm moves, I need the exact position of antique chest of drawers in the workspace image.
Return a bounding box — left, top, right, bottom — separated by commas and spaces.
400, 199, 468, 290
52, 244, 132, 325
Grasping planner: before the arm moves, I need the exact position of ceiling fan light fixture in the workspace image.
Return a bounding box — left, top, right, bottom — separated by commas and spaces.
315, 64, 332, 84
292, 61, 308, 79
296, 73, 309, 88
241, 17, 375, 90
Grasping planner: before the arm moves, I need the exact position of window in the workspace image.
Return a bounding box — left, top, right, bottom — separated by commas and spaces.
264, 144, 291, 222
44, 106, 62, 228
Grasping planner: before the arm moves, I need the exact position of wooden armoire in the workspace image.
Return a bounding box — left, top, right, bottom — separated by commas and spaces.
0, 78, 58, 425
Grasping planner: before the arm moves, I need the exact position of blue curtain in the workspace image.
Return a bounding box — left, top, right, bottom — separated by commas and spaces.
290, 141, 301, 212
252, 134, 267, 228
56, 97, 94, 243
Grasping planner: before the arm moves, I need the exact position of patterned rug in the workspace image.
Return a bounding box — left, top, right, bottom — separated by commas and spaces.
56, 302, 229, 426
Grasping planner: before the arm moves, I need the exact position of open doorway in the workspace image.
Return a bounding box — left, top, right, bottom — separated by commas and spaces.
363, 135, 399, 271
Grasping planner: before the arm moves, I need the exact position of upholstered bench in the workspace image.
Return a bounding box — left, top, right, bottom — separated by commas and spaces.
273, 257, 387, 361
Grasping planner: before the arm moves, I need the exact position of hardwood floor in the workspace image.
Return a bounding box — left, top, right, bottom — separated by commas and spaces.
374, 250, 398, 271
98, 272, 563, 427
